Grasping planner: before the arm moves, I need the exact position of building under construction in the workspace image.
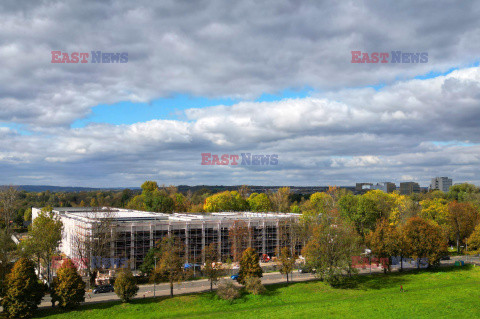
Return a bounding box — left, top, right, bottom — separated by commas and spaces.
32, 207, 301, 270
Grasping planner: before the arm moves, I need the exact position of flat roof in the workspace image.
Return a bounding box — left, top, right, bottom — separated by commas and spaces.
45, 207, 299, 223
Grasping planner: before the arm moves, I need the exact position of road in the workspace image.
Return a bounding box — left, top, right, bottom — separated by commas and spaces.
37, 271, 315, 308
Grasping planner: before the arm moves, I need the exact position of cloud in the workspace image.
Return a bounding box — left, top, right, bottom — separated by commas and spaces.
1, 0, 480, 130
0, 66, 479, 186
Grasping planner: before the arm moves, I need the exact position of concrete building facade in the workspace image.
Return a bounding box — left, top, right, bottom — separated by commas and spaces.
430, 177, 453, 192
399, 182, 421, 195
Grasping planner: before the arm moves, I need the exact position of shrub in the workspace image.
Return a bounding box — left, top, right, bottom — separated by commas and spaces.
114, 268, 139, 302
217, 281, 240, 302
245, 276, 266, 295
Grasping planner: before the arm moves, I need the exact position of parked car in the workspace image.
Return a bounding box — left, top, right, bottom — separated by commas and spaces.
441, 256, 451, 260
93, 284, 114, 294
230, 274, 239, 280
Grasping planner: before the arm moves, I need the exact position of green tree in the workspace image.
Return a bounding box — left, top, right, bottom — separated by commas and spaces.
22, 208, 63, 285
153, 237, 186, 297
114, 268, 139, 303
302, 211, 361, 285
237, 247, 263, 285
204, 191, 248, 212
247, 193, 272, 212
278, 246, 295, 283
139, 246, 161, 275
447, 183, 480, 201
402, 217, 448, 267
53, 259, 85, 309
1, 258, 44, 319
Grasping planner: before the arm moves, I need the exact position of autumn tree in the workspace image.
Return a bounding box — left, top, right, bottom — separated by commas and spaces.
447, 201, 479, 252
466, 223, 480, 254
420, 198, 449, 226
237, 247, 263, 285
0, 186, 18, 232
153, 237, 186, 297
203, 243, 223, 291
402, 217, 448, 267
53, 259, 85, 309
229, 220, 251, 262
302, 211, 361, 285
0, 230, 15, 298
367, 219, 402, 273
114, 268, 139, 302
269, 187, 291, 212
1, 258, 44, 319
278, 246, 295, 283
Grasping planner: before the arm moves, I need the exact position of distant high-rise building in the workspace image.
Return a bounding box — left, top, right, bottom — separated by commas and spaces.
430, 177, 452, 192
400, 182, 420, 195
356, 183, 373, 193
356, 182, 396, 193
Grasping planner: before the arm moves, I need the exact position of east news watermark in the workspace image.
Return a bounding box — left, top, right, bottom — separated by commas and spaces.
351, 51, 428, 63
51, 51, 128, 63
201, 153, 278, 166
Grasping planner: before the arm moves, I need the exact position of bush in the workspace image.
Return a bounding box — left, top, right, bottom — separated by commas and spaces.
114, 269, 139, 302
245, 276, 266, 295
217, 281, 240, 302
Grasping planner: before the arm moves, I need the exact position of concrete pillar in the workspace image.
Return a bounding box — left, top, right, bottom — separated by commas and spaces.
185, 224, 189, 263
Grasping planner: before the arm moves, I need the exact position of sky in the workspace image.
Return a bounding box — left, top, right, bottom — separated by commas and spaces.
1, 0, 480, 188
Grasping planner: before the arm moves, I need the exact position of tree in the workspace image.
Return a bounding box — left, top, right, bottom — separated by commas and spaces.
237, 247, 262, 285
114, 268, 139, 302
53, 259, 85, 309
22, 208, 63, 285
420, 198, 449, 225
353, 190, 395, 236
447, 201, 479, 252
153, 237, 186, 297
247, 193, 272, 212
367, 219, 402, 273
0, 186, 18, 232
71, 208, 116, 288
278, 246, 295, 283
269, 187, 291, 212
229, 220, 250, 262
203, 243, 223, 291
139, 246, 161, 275
302, 211, 361, 285
204, 191, 248, 212
1, 258, 44, 319
402, 217, 448, 267
0, 230, 15, 298
447, 183, 480, 201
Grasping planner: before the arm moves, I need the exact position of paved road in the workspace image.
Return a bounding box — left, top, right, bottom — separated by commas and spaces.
37, 271, 315, 308
24, 256, 480, 309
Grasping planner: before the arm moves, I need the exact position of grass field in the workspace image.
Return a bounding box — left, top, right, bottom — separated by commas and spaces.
33, 265, 480, 319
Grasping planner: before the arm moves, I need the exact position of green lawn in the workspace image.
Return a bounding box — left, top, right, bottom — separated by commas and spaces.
33, 265, 480, 319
